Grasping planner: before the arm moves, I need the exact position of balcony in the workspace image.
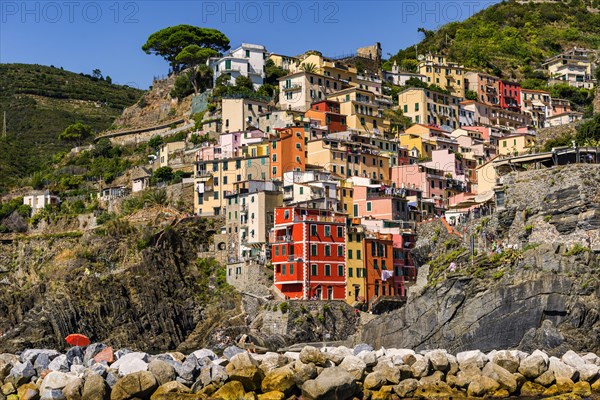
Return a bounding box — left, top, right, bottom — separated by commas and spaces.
282, 83, 302, 91
272, 234, 293, 243
197, 170, 213, 178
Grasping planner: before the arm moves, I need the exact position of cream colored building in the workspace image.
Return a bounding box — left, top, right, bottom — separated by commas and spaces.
158, 141, 186, 168
544, 47, 597, 89
278, 71, 348, 112
221, 98, 271, 133
498, 133, 536, 157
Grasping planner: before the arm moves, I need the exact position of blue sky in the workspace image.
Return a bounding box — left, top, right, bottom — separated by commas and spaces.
1, 1, 500, 89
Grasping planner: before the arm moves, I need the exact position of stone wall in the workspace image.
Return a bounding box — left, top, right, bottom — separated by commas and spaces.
226, 262, 273, 297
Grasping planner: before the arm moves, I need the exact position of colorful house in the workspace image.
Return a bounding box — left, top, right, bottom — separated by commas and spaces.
271, 207, 347, 300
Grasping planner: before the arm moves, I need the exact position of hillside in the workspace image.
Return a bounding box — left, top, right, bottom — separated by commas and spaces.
0, 64, 144, 192
390, 0, 600, 81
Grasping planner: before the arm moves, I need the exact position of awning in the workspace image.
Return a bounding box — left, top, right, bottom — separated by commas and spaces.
448, 198, 477, 209
475, 190, 495, 203
196, 176, 212, 182
532, 100, 546, 107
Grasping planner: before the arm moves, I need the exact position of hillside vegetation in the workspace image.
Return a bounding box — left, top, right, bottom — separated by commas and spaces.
0, 64, 143, 192
390, 0, 600, 81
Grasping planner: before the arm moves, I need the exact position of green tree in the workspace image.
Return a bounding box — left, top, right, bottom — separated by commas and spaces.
384, 108, 413, 133
92, 69, 103, 79
235, 75, 254, 91
152, 167, 174, 184
265, 59, 288, 85
465, 90, 478, 101
105, 75, 112, 84
175, 44, 218, 94
300, 62, 317, 73
142, 25, 230, 73
58, 122, 93, 146
148, 135, 164, 151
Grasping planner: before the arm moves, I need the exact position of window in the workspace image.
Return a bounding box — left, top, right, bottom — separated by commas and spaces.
300, 187, 304, 195
281, 264, 286, 275
357, 268, 362, 278
325, 264, 331, 276
214, 177, 219, 186
415, 103, 419, 111
371, 243, 376, 257
337, 226, 343, 237
275, 246, 279, 256
366, 202, 372, 212
223, 176, 228, 184
338, 265, 344, 276
290, 264, 294, 274
311, 244, 317, 256
311, 264, 317, 275
373, 259, 378, 269
225, 60, 231, 70
382, 260, 386, 270
348, 250, 353, 259
357, 250, 362, 259
324, 225, 331, 236
272, 167, 277, 175
348, 268, 353, 278
284, 210, 290, 219
245, 50, 250, 57
311, 225, 317, 236
337, 246, 343, 257
214, 191, 219, 199
272, 154, 277, 162
282, 246, 286, 256
325, 245, 331, 257
503, 141, 507, 148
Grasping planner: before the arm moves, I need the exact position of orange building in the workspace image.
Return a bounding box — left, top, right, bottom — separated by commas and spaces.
270, 126, 307, 183
363, 232, 395, 304
304, 100, 348, 133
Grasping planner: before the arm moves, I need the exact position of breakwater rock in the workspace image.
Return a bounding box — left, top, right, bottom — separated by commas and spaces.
2, 344, 600, 399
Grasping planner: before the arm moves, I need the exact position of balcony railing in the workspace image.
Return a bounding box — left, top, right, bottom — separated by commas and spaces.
282, 84, 302, 91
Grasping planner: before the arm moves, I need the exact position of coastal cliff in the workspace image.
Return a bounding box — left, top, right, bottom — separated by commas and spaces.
361, 164, 600, 354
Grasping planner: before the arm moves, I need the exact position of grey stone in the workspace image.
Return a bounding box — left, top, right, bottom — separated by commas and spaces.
393, 378, 419, 397
40, 371, 81, 394
353, 343, 373, 355
456, 350, 487, 370
300, 346, 328, 367
223, 346, 245, 360
148, 359, 176, 386
48, 355, 69, 372
40, 389, 65, 400
492, 350, 520, 373
356, 350, 377, 367
482, 362, 518, 393
83, 343, 106, 365
257, 353, 289, 374
338, 356, 366, 380
20, 349, 60, 365
411, 356, 430, 378
105, 371, 119, 388
427, 349, 449, 372
34, 353, 51, 375
65, 347, 83, 364
518, 352, 547, 379
7, 361, 35, 386
190, 349, 217, 361
301, 367, 357, 400
110, 370, 158, 400
467, 375, 500, 397
293, 360, 317, 385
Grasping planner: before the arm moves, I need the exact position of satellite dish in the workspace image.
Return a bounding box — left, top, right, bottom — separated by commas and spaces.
417, 54, 425, 61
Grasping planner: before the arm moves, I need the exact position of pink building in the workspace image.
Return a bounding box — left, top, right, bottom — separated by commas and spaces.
351, 182, 410, 221
391, 164, 446, 209
220, 129, 265, 158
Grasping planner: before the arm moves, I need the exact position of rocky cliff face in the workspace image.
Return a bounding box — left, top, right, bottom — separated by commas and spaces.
361, 164, 600, 355
0, 218, 242, 353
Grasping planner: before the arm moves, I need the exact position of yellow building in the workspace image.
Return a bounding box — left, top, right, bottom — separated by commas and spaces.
498, 133, 536, 157
417, 54, 467, 98
398, 88, 460, 130
327, 87, 390, 134
307, 133, 391, 183
268, 53, 299, 71
194, 155, 270, 216
346, 224, 366, 305
398, 133, 436, 160
338, 179, 355, 216
221, 98, 271, 133
476, 156, 499, 196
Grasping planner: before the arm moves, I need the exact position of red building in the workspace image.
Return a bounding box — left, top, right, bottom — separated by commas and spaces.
499, 81, 521, 112
392, 231, 417, 297
271, 207, 347, 300
305, 100, 348, 134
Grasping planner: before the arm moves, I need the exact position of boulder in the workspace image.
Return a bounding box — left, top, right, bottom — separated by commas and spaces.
82, 373, 109, 400
301, 368, 357, 400
62, 378, 84, 400
84, 344, 107, 365
257, 391, 285, 400
257, 353, 288, 374
20, 350, 60, 365
198, 364, 228, 388
300, 347, 328, 367
419, 370, 444, 386
492, 350, 520, 373
411, 357, 430, 378
261, 366, 295, 395
34, 353, 52, 375
292, 361, 317, 386
393, 379, 419, 397
0, 354, 19, 382
227, 352, 259, 371
150, 381, 191, 397
456, 350, 487, 370
110, 371, 158, 400
426, 350, 449, 372
548, 357, 577, 381
93, 348, 114, 365
16, 383, 39, 400
338, 356, 366, 380
482, 362, 518, 393
353, 344, 373, 355
518, 353, 547, 379
66, 347, 84, 364
148, 360, 177, 386
6, 361, 36, 386
413, 381, 453, 398
212, 381, 245, 400
1, 382, 15, 396
534, 370, 555, 387
519, 381, 546, 397
363, 371, 386, 390
48, 355, 69, 372
555, 376, 575, 393
377, 366, 402, 385
573, 381, 592, 397
561, 350, 598, 381
467, 375, 500, 397
583, 352, 599, 365
40, 372, 81, 394
190, 349, 216, 361
111, 352, 149, 376
223, 346, 244, 361
356, 351, 377, 367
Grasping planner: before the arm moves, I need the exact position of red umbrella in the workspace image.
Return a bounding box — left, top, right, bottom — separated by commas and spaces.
65, 334, 90, 347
